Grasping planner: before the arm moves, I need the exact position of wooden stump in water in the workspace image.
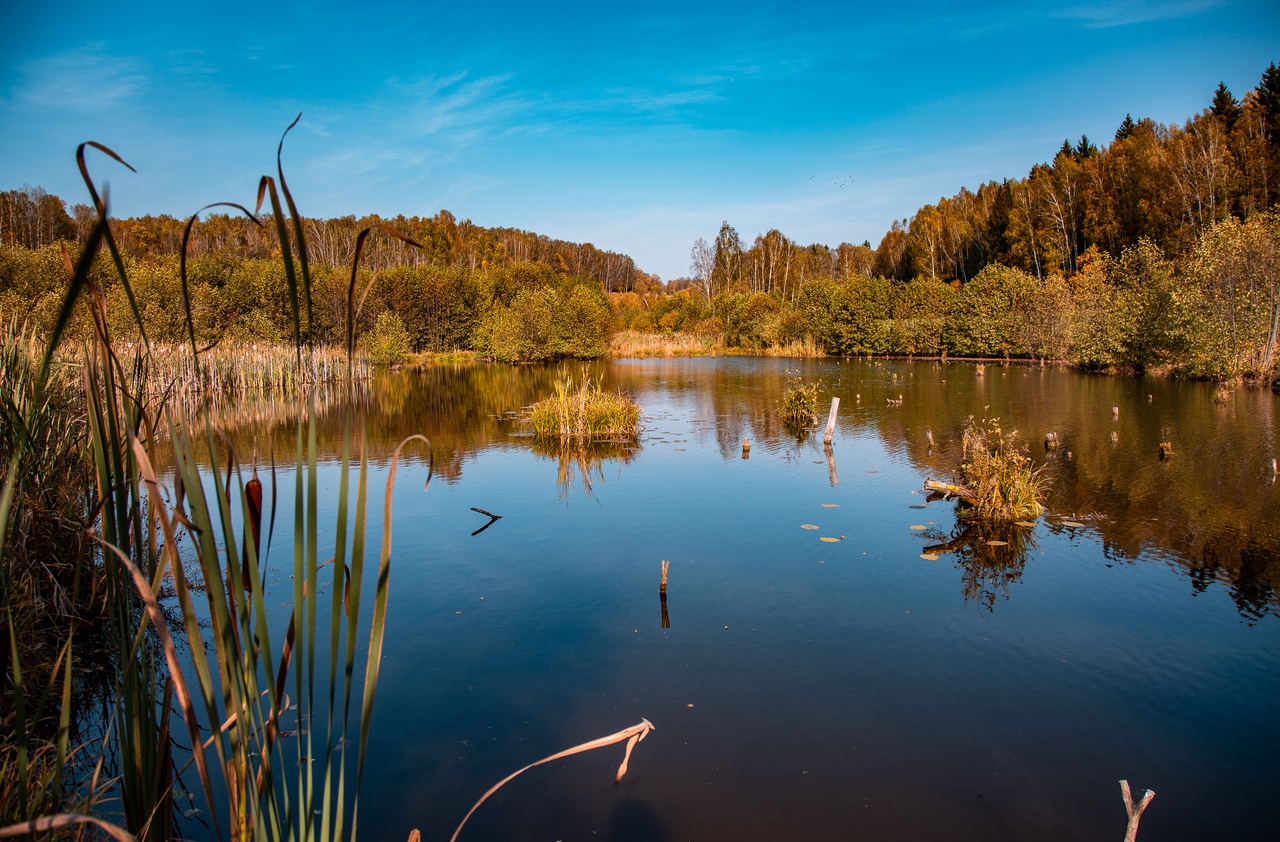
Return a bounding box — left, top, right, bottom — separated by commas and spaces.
823, 397, 840, 444
659, 560, 670, 628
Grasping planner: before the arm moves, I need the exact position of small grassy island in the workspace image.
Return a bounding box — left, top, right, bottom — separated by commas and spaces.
528, 375, 641, 443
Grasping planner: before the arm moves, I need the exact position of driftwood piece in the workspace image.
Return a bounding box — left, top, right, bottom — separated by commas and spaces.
1120, 780, 1154, 842
470, 507, 502, 536
923, 478, 974, 503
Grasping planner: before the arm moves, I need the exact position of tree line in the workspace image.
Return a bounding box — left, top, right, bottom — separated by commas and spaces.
676, 62, 1280, 302
3, 61, 1279, 376
0, 193, 648, 291
618, 61, 1280, 380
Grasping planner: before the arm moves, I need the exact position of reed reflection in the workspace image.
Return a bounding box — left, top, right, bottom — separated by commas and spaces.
922, 520, 1039, 612
525, 439, 640, 501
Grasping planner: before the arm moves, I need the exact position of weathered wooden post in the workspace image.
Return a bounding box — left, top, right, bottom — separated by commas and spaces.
741, 437, 750, 459
823, 397, 840, 444
825, 443, 838, 487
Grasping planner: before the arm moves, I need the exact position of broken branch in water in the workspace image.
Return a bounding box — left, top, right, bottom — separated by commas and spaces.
1119, 780, 1154, 842
447, 718, 655, 842
469, 506, 502, 536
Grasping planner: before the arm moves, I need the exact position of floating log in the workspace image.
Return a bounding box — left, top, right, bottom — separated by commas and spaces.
823, 397, 840, 444
923, 478, 974, 503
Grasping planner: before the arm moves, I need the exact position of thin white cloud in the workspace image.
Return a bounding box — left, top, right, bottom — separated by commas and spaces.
1053, 0, 1224, 28
12, 44, 147, 112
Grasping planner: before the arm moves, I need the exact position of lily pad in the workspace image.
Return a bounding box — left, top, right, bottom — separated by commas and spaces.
819, 536, 843, 543
986, 540, 1009, 546
821, 503, 839, 509
919, 553, 940, 561
909, 525, 926, 530
800, 524, 819, 530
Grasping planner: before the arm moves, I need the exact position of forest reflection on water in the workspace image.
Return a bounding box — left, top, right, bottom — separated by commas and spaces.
203, 357, 1280, 622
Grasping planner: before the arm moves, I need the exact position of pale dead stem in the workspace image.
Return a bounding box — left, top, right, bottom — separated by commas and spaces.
443, 718, 655, 842
0, 813, 135, 842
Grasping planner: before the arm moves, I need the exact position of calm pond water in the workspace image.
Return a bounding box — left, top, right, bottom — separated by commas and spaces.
206, 358, 1279, 841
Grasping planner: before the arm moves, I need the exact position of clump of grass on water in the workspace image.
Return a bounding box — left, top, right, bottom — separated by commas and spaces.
528, 374, 640, 443
958, 416, 1046, 522
781, 369, 818, 429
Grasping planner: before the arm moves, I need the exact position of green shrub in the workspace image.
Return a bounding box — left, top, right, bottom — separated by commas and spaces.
364, 310, 412, 366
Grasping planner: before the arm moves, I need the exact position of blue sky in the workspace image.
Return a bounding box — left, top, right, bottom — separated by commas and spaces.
2, 1, 1277, 279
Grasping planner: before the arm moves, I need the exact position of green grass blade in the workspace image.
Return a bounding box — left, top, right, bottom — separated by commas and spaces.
278, 114, 315, 342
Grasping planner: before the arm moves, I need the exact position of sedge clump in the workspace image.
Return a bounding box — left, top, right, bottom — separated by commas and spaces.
781, 370, 818, 429
958, 416, 1046, 522
529, 374, 641, 443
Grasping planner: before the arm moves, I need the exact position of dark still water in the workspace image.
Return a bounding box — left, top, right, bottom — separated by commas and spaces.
217, 358, 1280, 841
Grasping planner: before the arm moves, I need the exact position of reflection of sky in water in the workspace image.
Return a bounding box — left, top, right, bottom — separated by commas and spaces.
195, 359, 1278, 841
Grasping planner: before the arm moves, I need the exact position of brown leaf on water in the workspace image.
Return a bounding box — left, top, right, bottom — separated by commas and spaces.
821, 503, 839, 508
909, 525, 926, 530
986, 540, 1008, 546
819, 536, 842, 543
800, 524, 819, 530
920, 553, 940, 561
1062, 521, 1085, 528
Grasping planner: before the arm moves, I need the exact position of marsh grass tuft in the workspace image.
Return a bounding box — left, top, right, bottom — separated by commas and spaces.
781, 369, 818, 429
528, 374, 640, 443
958, 417, 1046, 522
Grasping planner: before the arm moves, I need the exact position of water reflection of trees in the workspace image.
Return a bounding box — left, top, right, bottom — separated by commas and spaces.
861, 361, 1280, 621
194, 359, 1280, 620
922, 520, 1038, 613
